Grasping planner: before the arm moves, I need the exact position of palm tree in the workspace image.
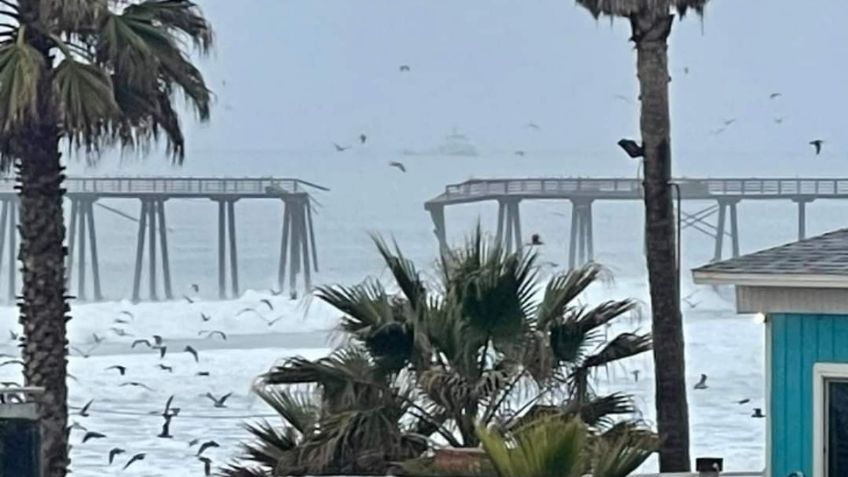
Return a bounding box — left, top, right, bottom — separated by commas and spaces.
0, 2, 212, 475
226, 230, 651, 475
575, 0, 708, 471
477, 417, 657, 477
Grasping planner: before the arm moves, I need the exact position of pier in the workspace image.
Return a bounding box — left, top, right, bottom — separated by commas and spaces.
0, 177, 327, 302
425, 177, 848, 268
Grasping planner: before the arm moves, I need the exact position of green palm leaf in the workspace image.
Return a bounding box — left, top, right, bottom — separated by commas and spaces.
372, 234, 426, 307
535, 264, 603, 330
581, 333, 652, 369
591, 426, 658, 477
0, 34, 43, 133
253, 385, 319, 436
478, 418, 586, 477
53, 57, 118, 150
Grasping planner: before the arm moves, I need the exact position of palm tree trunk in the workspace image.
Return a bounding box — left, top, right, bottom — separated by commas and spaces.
632, 13, 691, 472
15, 16, 69, 475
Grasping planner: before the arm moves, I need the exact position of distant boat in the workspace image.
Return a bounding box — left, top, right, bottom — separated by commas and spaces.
403, 129, 479, 157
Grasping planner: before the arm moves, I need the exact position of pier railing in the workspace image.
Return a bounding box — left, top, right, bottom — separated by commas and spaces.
0, 177, 330, 197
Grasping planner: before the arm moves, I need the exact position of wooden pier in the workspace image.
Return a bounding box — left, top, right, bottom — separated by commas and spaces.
0, 177, 327, 302
425, 177, 848, 268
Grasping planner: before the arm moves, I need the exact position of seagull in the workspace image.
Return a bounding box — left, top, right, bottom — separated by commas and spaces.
120, 381, 153, 391
752, 408, 765, 418
205, 392, 232, 408
683, 297, 700, 309
68, 421, 88, 433
91, 333, 104, 345
162, 395, 177, 417
694, 374, 708, 390
196, 371, 211, 377
683, 66, 690, 75
79, 399, 94, 417
191, 284, 200, 293
525, 122, 541, 130
82, 431, 107, 443
709, 127, 726, 136
108, 448, 125, 465
152, 335, 164, 346
333, 143, 351, 152
265, 316, 285, 327
769, 92, 782, 100
199, 456, 212, 476
188, 438, 200, 448
200, 312, 211, 322
528, 234, 543, 246
774, 117, 785, 125
114, 318, 131, 325
157, 364, 173, 373
399, 65, 411, 72
514, 150, 525, 157
737, 398, 751, 405
613, 94, 632, 104
131, 339, 152, 349
184, 346, 199, 363
158, 414, 173, 438
123, 453, 146, 470
71, 346, 94, 359
389, 161, 406, 173
199, 330, 227, 341
723, 118, 736, 127
810, 139, 824, 155
236, 307, 263, 319
260, 299, 274, 311
183, 294, 195, 304
197, 440, 220, 456
0, 359, 24, 367
617, 139, 643, 158
632, 370, 640, 382
359, 134, 367, 144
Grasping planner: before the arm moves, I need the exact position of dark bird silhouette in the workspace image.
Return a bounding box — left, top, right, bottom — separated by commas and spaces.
157, 346, 168, 359
158, 415, 173, 438
752, 408, 765, 418
265, 316, 285, 327
359, 134, 367, 144
184, 345, 199, 362
79, 399, 94, 417
617, 139, 643, 158
196, 440, 220, 456
236, 307, 262, 319
525, 122, 541, 130
200, 312, 212, 322
528, 234, 543, 246
188, 438, 199, 447
774, 117, 785, 125
683, 297, 700, 309
82, 431, 106, 443
514, 150, 525, 157
205, 392, 232, 408
738, 398, 751, 405
723, 118, 736, 126
694, 374, 708, 390
191, 283, 200, 293
123, 453, 146, 470
200, 330, 227, 341
113, 318, 131, 325
152, 335, 164, 346
399, 64, 411, 72
709, 127, 727, 136
108, 447, 125, 465
769, 92, 782, 100
157, 364, 173, 373
119, 310, 134, 320
0, 359, 24, 367
632, 370, 640, 382
810, 139, 824, 155
260, 298, 274, 311
183, 294, 195, 304
333, 143, 351, 152
389, 161, 406, 173
613, 94, 632, 104
8, 330, 18, 341
683, 66, 690, 75
91, 333, 104, 344
199, 456, 212, 476
131, 339, 152, 349
120, 381, 153, 391
162, 395, 176, 417
68, 421, 88, 433
71, 346, 94, 358
196, 371, 211, 377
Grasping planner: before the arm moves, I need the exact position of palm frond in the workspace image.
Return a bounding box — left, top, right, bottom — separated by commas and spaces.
53, 57, 118, 151
576, 0, 708, 19
239, 420, 297, 468
581, 332, 652, 369
0, 34, 43, 134
591, 425, 658, 477
316, 280, 393, 334
372, 234, 427, 307
477, 417, 586, 477
123, 0, 213, 52
535, 264, 602, 329
253, 385, 319, 436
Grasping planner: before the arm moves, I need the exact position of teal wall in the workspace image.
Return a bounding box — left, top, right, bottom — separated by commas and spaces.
770, 313, 848, 477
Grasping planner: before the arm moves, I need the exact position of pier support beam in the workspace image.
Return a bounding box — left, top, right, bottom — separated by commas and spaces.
712, 199, 741, 262
568, 199, 594, 269
278, 194, 318, 298
427, 205, 448, 254
795, 199, 812, 241
65, 197, 103, 301
214, 198, 239, 299
495, 199, 522, 253
132, 198, 173, 302
0, 199, 17, 301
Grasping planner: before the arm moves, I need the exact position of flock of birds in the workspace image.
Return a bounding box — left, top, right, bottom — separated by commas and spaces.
0, 284, 296, 475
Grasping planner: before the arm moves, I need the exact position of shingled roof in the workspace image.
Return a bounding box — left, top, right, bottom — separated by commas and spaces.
692, 228, 848, 287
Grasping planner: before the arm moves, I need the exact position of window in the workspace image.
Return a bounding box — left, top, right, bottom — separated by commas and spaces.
814, 364, 848, 477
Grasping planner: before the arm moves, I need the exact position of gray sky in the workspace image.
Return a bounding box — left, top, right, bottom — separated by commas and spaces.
79, 0, 848, 178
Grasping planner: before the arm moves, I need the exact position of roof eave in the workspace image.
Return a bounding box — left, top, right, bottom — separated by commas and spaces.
692, 270, 848, 289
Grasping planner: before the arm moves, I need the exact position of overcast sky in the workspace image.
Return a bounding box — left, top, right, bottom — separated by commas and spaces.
77, 0, 848, 178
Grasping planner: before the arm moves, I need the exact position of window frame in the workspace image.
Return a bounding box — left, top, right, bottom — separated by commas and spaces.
813, 363, 848, 477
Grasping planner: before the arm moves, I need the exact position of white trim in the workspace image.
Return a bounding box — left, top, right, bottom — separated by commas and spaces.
765, 321, 772, 477
735, 286, 848, 315
692, 270, 848, 289
812, 363, 848, 477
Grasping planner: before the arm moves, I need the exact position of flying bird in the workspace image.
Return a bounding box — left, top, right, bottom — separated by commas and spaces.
774, 117, 785, 125
737, 398, 751, 405
123, 453, 146, 470
8, 330, 18, 341
108, 448, 126, 465
709, 127, 726, 136
199, 456, 212, 476
359, 134, 367, 144
196, 440, 220, 456
82, 431, 107, 443
120, 381, 153, 391
631, 370, 640, 382
525, 122, 541, 130
723, 118, 736, 126
183, 294, 195, 304
184, 346, 199, 363
617, 139, 643, 158
0, 359, 24, 367
152, 335, 164, 346
810, 139, 824, 155
68, 421, 88, 433
333, 143, 351, 152
751, 408, 765, 418
91, 333, 104, 345
79, 399, 94, 417
683, 297, 700, 309
693, 374, 708, 390
191, 283, 200, 293
389, 161, 406, 173
200, 330, 227, 341
265, 316, 285, 327
113, 318, 131, 325
769, 92, 782, 100
514, 150, 525, 157
683, 66, 690, 75
236, 307, 262, 319
157, 364, 173, 373
399, 65, 411, 72
260, 298, 274, 311
528, 234, 543, 246
613, 94, 632, 104
200, 312, 212, 322
205, 392, 232, 408
71, 346, 94, 359
196, 371, 211, 377
131, 339, 151, 349
188, 438, 200, 448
